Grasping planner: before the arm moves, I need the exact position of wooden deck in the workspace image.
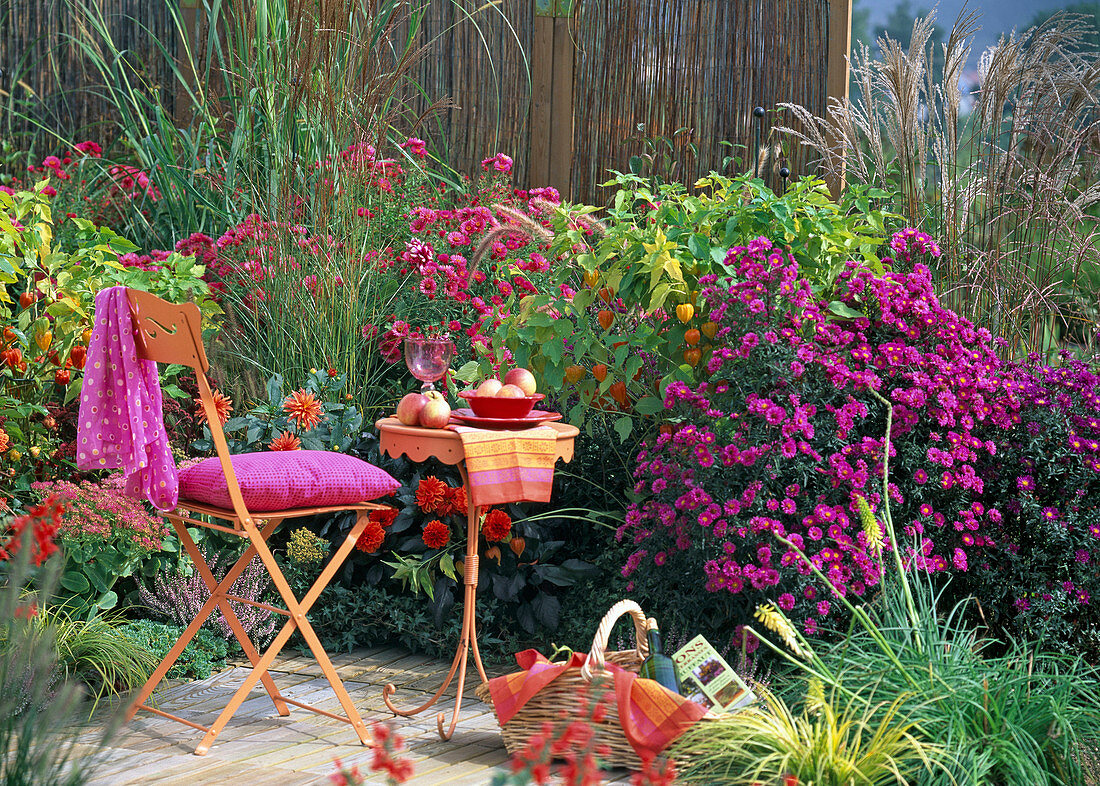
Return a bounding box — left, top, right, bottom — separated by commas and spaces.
70, 646, 632, 785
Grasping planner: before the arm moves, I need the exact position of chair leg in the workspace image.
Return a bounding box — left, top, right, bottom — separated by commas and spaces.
126, 517, 245, 722
177, 516, 290, 717
194, 511, 373, 754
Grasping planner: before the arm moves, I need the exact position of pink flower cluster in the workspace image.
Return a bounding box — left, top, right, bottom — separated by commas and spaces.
620, 230, 1040, 640
31, 475, 169, 552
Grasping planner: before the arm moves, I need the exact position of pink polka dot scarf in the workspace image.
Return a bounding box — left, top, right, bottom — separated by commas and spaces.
76, 286, 179, 510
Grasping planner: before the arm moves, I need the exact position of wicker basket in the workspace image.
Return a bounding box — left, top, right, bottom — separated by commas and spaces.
476, 599, 661, 770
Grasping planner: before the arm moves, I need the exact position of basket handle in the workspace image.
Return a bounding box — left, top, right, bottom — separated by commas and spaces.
581, 599, 650, 682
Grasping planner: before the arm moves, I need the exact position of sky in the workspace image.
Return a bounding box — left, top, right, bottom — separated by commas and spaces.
859, 0, 1096, 55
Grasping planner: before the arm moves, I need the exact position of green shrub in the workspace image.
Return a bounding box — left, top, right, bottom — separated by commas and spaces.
489, 171, 901, 433
118, 620, 227, 681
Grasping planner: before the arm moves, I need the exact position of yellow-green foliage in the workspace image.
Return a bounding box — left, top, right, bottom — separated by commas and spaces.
671, 688, 939, 786
286, 527, 329, 566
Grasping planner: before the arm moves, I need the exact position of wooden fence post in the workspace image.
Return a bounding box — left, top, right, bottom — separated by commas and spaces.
825, 0, 852, 198
531, 0, 575, 196
175, 0, 201, 127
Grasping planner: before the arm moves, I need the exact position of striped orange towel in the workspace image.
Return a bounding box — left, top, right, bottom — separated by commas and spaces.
449, 425, 558, 508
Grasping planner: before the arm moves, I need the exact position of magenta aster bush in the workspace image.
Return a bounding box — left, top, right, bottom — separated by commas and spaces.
621, 229, 1100, 658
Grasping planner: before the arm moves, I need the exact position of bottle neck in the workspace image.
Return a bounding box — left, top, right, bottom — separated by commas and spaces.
646, 627, 662, 655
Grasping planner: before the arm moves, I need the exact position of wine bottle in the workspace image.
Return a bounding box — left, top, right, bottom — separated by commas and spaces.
637, 618, 681, 694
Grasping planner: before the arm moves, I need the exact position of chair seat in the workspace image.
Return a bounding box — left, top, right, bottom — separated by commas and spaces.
179, 450, 399, 513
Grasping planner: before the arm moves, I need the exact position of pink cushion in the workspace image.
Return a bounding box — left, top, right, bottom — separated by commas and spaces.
178, 450, 399, 512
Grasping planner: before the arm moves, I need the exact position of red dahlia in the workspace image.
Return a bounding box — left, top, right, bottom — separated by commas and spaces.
355, 521, 386, 553
482, 509, 511, 542
422, 519, 451, 549
415, 476, 448, 513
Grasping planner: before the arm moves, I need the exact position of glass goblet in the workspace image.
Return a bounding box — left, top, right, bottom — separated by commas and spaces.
404, 336, 455, 393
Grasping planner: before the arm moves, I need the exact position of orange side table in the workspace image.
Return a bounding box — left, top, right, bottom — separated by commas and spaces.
374, 417, 579, 740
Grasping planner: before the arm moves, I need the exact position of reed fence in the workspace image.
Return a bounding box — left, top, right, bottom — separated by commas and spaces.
1, 0, 832, 204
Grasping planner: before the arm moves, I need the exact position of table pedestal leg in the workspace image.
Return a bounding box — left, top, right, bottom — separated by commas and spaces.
383, 474, 487, 740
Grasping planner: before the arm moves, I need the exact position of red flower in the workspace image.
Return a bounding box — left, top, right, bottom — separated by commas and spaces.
1, 494, 64, 566
370, 506, 399, 527
284, 389, 324, 431
422, 520, 451, 549
195, 389, 233, 426
268, 431, 301, 451
355, 521, 386, 553
415, 476, 448, 513
444, 485, 468, 517
482, 509, 512, 542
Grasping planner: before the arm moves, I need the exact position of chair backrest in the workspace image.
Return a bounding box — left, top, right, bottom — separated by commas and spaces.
126, 288, 210, 373
125, 288, 253, 526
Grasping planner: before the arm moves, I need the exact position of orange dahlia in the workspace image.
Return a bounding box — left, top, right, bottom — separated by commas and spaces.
370, 506, 399, 527
268, 431, 302, 451
355, 520, 386, 553
444, 485, 468, 517
482, 508, 512, 542
195, 389, 233, 426
0, 427, 9, 453
283, 389, 324, 431
422, 519, 451, 549
414, 476, 448, 513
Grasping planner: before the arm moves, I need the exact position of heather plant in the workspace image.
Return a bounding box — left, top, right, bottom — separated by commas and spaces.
31, 475, 171, 617
137, 547, 277, 649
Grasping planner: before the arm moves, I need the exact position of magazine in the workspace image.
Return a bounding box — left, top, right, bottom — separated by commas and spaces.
671, 635, 756, 712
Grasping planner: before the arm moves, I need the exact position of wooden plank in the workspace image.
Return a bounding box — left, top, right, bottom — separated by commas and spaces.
825, 0, 853, 197
548, 15, 576, 197
529, 15, 555, 188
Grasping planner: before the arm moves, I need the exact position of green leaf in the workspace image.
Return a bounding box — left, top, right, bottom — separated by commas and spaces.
60, 571, 90, 594
266, 373, 284, 405
614, 416, 634, 443
96, 590, 119, 610
687, 233, 710, 260
827, 300, 864, 319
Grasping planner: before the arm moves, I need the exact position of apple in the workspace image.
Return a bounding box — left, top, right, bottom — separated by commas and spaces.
420, 397, 452, 428
496, 384, 526, 398
396, 392, 428, 426
476, 378, 503, 397
503, 368, 537, 396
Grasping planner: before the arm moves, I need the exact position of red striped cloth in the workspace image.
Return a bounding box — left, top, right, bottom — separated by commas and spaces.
487, 649, 707, 761
449, 425, 558, 508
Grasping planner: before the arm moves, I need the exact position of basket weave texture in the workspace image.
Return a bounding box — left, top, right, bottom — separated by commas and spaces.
476, 599, 658, 770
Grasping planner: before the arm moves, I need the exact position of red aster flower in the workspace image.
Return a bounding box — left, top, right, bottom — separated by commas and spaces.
355, 520, 386, 553
268, 431, 301, 451
421, 519, 451, 549
370, 506, 399, 527
283, 389, 324, 431
445, 485, 468, 517
195, 389, 233, 426
415, 476, 448, 513
482, 509, 512, 542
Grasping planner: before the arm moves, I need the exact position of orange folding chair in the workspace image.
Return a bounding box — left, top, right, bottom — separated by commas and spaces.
122, 289, 388, 755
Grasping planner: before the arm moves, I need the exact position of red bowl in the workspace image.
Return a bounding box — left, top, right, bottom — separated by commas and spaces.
458, 391, 544, 418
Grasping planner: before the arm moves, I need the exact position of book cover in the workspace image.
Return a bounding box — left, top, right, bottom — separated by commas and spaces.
671, 634, 756, 712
